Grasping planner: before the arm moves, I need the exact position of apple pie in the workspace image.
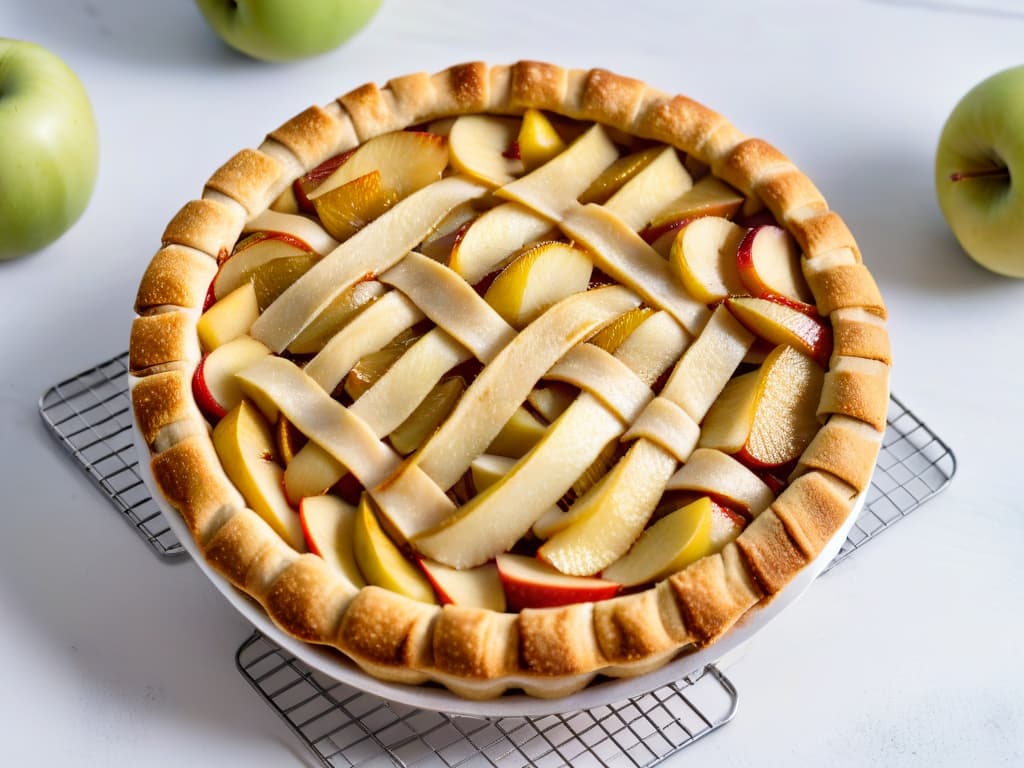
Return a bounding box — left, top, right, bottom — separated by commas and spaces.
129, 61, 890, 700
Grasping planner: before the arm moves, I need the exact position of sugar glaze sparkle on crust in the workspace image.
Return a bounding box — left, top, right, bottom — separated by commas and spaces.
128, 61, 890, 699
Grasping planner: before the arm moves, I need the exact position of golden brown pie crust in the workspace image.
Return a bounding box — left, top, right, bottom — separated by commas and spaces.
128, 61, 890, 699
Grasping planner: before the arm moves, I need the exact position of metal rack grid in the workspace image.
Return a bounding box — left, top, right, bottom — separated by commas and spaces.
40, 356, 956, 768
39, 351, 185, 559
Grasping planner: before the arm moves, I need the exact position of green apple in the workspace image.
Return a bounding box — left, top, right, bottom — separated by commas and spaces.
194, 0, 382, 63
935, 65, 1024, 278
0, 39, 98, 261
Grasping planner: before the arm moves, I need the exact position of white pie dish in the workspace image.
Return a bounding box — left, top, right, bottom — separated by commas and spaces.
132, 406, 863, 718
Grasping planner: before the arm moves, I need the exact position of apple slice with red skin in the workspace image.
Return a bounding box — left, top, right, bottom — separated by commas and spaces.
669, 216, 748, 304
299, 494, 365, 587
212, 231, 316, 301
735, 225, 815, 310
643, 175, 745, 240
192, 335, 271, 420
710, 500, 748, 549
306, 131, 447, 202
418, 558, 506, 611
293, 149, 355, 212
725, 296, 833, 366
699, 344, 824, 469
495, 553, 620, 612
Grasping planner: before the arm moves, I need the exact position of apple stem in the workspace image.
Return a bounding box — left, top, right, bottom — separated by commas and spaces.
949, 167, 1010, 182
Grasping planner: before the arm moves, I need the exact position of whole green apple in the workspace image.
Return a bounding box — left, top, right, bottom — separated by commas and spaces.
0, 39, 99, 261
195, 0, 382, 63
935, 65, 1024, 278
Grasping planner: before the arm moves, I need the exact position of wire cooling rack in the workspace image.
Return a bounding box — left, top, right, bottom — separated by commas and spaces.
40, 353, 956, 767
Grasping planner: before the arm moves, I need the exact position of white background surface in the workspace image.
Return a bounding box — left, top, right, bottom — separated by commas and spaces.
1, 0, 1022, 764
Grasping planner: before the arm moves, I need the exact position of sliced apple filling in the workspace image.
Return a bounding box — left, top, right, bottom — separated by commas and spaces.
190, 109, 845, 614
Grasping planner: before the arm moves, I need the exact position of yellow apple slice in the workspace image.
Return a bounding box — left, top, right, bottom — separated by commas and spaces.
496, 553, 619, 611
537, 439, 679, 576
486, 405, 547, 459
725, 296, 833, 366
299, 494, 366, 587
669, 216, 748, 304
601, 496, 715, 586
497, 124, 619, 221
448, 115, 524, 186
526, 384, 576, 423
418, 559, 506, 611
447, 202, 554, 285
587, 307, 656, 354
352, 496, 436, 604
517, 108, 567, 171
389, 376, 465, 456
251, 251, 320, 311
483, 241, 593, 329
197, 282, 259, 351
312, 170, 400, 242
283, 441, 347, 506
192, 335, 271, 420
698, 344, 825, 468
602, 147, 693, 232
578, 147, 663, 205
307, 130, 448, 201
213, 231, 315, 301
212, 401, 305, 551
285, 279, 385, 355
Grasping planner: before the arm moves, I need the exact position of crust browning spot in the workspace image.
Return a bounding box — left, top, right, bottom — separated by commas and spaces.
509, 60, 568, 111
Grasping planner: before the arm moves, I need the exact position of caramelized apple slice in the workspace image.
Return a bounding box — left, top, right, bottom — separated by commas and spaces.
735, 225, 815, 307
212, 401, 305, 551
312, 170, 400, 242
725, 296, 833, 366
213, 231, 315, 301
299, 494, 365, 587
285, 279, 385, 355
389, 376, 465, 456
483, 241, 593, 328
343, 328, 423, 400
669, 216, 748, 303
418, 559, 506, 611
293, 150, 353, 211
192, 335, 271, 420
699, 344, 824, 468
588, 307, 656, 353
197, 282, 259, 351
251, 251, 320, 311
448, 202, 554, 284
352, 496, 436, 604
496, 553, 619, 611
578, 147, 662, 205
306, 131, 447, 201
517, 108, 567, 171
448, 115, 524, 186
600, 496, 714, 586
274, 414, 305, 465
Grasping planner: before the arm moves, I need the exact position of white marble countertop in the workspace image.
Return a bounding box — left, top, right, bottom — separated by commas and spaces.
1, 0, 1022, 764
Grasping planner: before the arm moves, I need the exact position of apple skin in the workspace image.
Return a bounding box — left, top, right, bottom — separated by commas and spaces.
0, 39, 98, 260
935, 65, 1024, 278
194, 0, 381, 63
